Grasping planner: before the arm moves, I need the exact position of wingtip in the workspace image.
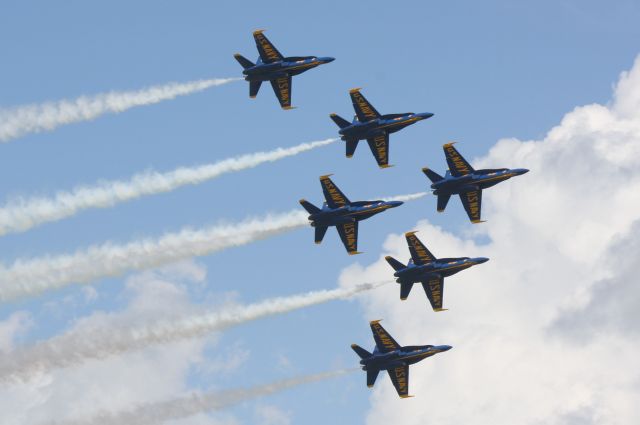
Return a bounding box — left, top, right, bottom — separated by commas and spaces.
346, 154, 354, 158
282, 106, 297, 110
350, 343, 358, 348
315, 241, 322, 245
471, 220, 486, 224
400, 297, 407, 301
404, 230, 418, 236
367, 384, 374, 388
434, 308, 449, 312
348, 251, 363, 256
421, 167, 429, 172
379, 164, 394, 169
369, 319, 382, 324
319, 174, 334, 179
349, 87, 363, 93
253, 29, 266, 35
443, 141, 457, 147
437, 209, 445, 213
249, 95, 257, 99
400, 395, 415, 399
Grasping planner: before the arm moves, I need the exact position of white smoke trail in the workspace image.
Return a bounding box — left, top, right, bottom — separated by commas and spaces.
0, 77, 240, 142
0, 209, 309, 302
47, 369, 355, 425
382, 191, 428, 203
0, 138, 336, 236
0, 283, 386, 383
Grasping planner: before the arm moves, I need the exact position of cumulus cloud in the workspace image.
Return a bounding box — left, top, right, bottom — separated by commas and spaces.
340, 56, 640, 424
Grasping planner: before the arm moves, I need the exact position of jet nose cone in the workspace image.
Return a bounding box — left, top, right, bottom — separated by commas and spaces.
418, 112, 435, 120
320, 57, 335, 63
474, 257, 490, 264
512, 168, 529, 176
388, 201, 404, 208
439, 345, 453, 352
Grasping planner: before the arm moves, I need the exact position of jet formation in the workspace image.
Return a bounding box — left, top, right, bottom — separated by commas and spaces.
330, 88, 434, 168
232, 30, 529, 400
385, 231, 488, 311
299, 175, 403, 255
423, 143, 529, 223
351, 320, 451, 398
234, 30, 334, 109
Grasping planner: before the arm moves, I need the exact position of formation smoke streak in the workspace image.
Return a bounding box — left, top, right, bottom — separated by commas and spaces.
0, 283, 386, 382
0, 138, 336, 236
46, 369, 355, 425
0, 77, 240, 142
0, 209, 309, 302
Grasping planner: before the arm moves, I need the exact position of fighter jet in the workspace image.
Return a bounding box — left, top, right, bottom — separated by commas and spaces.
234, 30, 334, 109
299, 175, 403, 255
385, 231, 488, 311
351, 320, 451, 398
423, 142, 529, 223
329, 88, 434, 168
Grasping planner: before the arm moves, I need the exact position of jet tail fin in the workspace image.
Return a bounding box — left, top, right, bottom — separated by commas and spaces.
422, 167, 444, 183
385, 256, 405, 272
330, 113, 351, 129
233, 53, 255, 69
299, 199, 321, 215
351, 344, 372, 359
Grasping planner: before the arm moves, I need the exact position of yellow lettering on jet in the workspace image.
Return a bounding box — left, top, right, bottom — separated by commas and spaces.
429, 279, 441, 305
352, 92, 378, 120
343, 222, 357, 251
394, 367, 408, 392
445, 145, 471, 174
407, 234, 432, 261
255, 33, 280, 61
372, 323, 397, 351
321, 177, 347, 206
374, 135, 387, 164
276, 77, 289, 103
466, 191, 480, 218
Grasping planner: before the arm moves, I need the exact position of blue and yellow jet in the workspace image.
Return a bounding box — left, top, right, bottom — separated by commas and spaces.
299, 175, 403, 255
423, 143, 529, 223
329, 88, 434, 168
385, 231, 488, 311
351, 320, 451, 398
234, 30, 334, 109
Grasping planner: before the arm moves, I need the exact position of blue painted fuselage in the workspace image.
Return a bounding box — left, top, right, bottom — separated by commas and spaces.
359, 344, 452, 371
242, 56, 334, 82
307, 200, 403, 228
431, 168, 529, 196
393, 257, 489, 284
338, 112, 434, 142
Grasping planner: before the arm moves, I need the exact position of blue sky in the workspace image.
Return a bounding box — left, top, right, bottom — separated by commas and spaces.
1, 1, 640, 424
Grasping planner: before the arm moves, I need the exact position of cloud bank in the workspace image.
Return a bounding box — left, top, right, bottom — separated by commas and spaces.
340, 56, 640, 424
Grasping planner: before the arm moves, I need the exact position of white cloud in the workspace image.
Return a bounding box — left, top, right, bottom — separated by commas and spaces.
340, 55, 640, 424
254, 404, 292, 425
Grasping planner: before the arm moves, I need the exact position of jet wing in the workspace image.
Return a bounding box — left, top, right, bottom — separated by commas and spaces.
387, 365, 410, 398
366, 133, 390, 168
350, 88, 381, 122
459, 189, 483, 223
253, 30, 284, 63
421, 275, 446, 311
443, 143, 474, 177
320, 175, 351, 208
369, 320, 400, 353
270, 76, 293, 109
336, 221, 359, 255
405, 231, 436, 265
